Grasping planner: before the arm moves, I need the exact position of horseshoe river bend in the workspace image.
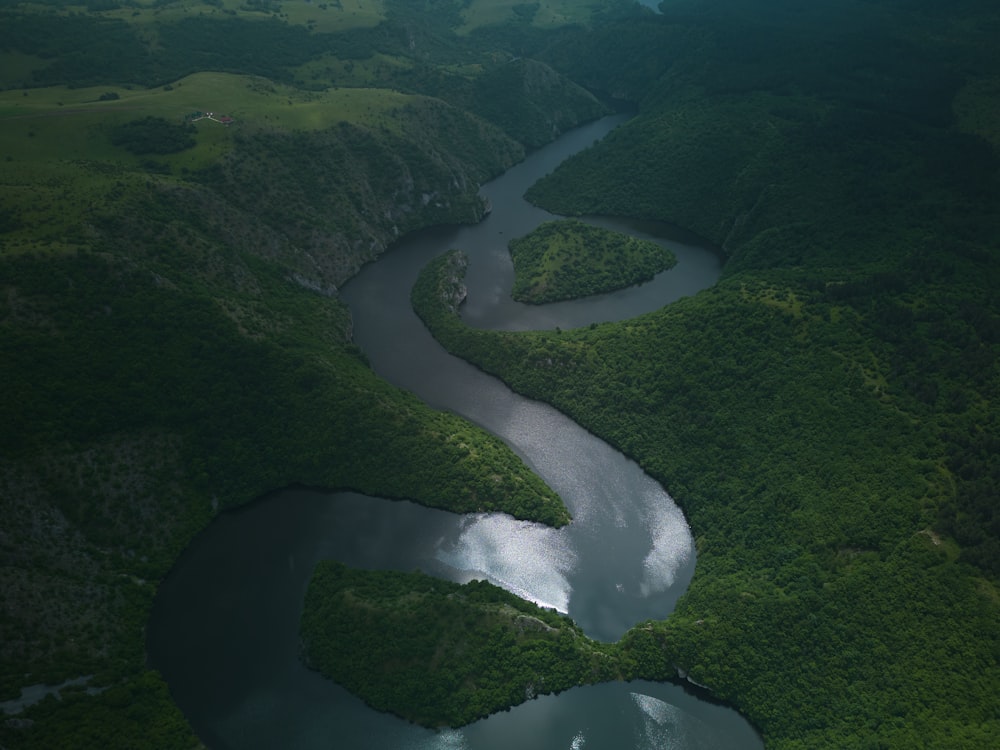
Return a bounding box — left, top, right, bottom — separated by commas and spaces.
147, 115, 764, 750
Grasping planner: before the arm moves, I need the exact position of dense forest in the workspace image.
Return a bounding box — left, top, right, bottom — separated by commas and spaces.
1, 0, 998, 748
300, 561, 622, 728
0, 2, 604, 746
409, 1, 1000, 747
508, 219, 675, 303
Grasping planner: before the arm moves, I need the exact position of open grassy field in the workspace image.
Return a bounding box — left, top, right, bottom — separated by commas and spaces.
0, 72, 424, 255
457, 0, 601, 34
293, 51, 414, 89
0, 71, 410, 128
279, 0, 385, 33
39, 0, 386, 34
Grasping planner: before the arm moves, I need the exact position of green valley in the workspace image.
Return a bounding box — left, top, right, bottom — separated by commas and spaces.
0, 4, 605, 746
1, 0, 998, 748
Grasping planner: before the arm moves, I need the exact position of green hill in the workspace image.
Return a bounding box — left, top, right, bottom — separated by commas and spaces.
409, 1, 1000, 747
509, 219, 676, 303
0, 5, 611, 745
2, 0, 999, 748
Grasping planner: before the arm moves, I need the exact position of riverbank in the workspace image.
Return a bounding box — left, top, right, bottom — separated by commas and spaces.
419, 5, 1000, 742
148, 114, 761, 749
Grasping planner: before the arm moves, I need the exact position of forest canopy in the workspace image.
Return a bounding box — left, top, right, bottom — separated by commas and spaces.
1, 0, 998, 748
508, 219, 676, 303
300, 562, 621, 728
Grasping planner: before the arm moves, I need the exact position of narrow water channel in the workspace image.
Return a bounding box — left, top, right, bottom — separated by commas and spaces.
147, 116, 763, 749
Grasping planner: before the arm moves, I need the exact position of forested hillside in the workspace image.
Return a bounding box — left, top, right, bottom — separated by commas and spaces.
508, 219, 676, 303
300, 562, 623, 728
1, 0, 998, 748
410, 1, 1000, 747
0, 2, 611, 746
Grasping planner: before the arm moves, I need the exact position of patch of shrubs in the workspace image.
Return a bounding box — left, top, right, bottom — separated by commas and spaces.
109, 116, 196, 155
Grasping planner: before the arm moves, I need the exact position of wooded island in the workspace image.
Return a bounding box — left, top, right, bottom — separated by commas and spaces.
509, 219, 676, 303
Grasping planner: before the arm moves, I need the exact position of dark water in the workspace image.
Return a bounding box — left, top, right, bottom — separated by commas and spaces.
147, 116, 762, 749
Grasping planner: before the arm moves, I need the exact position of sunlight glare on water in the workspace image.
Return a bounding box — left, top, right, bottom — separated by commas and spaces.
419, 729, 469, 750
632, 692, 688, 748
638, 485, 694, 597
631, 691, 731, 750
435, 514, 577, 613
497, 399, 634, 529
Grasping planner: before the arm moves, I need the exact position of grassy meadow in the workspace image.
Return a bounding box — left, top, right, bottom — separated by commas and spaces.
0, 73, 449, 256
43, 0, 386, 34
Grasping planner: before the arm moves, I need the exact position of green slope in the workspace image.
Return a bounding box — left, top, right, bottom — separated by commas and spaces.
3, 0, 999, 747
300, 562, 621, 728
0, 11, 615, 742
407, 1, 1000, 746
508, 219, 676, 303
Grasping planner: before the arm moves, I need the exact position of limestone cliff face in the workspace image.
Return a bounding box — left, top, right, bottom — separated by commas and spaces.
439, 251, 469, 313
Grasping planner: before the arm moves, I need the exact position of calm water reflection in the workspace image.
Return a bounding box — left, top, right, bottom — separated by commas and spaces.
148, 116, 761, 749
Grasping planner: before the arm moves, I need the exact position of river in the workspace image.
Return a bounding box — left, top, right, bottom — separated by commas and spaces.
147, 115, 763, 749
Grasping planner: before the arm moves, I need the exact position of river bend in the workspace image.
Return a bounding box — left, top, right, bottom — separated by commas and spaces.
148, 116, 762, 750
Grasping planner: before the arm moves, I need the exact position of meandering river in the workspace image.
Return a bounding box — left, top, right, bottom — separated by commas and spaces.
148, 115, 763, 749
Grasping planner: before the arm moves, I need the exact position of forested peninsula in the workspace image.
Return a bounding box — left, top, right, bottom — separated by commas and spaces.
2, 0, 998, 748
300, 562, 624, 728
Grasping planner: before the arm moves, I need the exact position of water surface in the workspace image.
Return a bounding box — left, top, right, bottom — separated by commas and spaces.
148, 116, 761, 750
